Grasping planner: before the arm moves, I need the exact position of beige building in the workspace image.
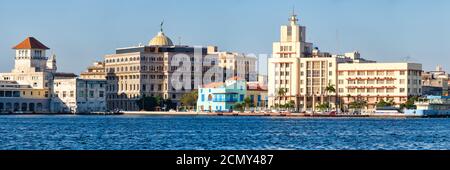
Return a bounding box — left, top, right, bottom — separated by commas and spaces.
105, 24, 259, 111
80, 61, 106, 80
337, 63, 422, 110
104, 26, 213, 111
268, 13, 314, 109
246, 81, 268, 110
268, 13, 423, 112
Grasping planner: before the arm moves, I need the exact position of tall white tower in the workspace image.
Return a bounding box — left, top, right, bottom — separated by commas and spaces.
268, 11, 314, 109
12, 37, 50, 73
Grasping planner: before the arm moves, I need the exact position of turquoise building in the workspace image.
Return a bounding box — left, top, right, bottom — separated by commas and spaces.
197, 77, 246, 112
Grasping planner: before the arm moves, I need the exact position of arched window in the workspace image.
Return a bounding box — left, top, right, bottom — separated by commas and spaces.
208, 94, 213, 101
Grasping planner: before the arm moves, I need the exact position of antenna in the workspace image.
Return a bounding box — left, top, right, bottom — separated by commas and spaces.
160, 20, 164, 32
403, 56, 411, 62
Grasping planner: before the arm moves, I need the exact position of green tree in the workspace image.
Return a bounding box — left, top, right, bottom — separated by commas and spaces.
243, 97, 253, 110
400, 96, 418, 110
234, 102, 245, 112
161, 99, 177, 111
376, 99, 395, 108
277, 88, 286, 104
285, 100, 295, 111
316, 102, 330, 112
180, 91, 198, 110
325, 84, 336, 111
349, 100, 367, 111
136, 96, 159, 111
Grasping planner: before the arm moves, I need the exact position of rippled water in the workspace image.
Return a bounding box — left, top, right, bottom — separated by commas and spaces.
0, 115, 449, 150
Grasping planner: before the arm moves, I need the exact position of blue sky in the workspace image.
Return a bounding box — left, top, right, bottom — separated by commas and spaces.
1, 0, 449, 75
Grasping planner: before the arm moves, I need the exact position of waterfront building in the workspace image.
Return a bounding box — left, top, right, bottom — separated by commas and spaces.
104, 25, 214, 111
405, 96, 450, 117
196, 77, 246, 112
268, 12, 314, 109
51, 73, 106, 113
247, 81, 268, 110
80, 61, 106, 80
207, 48, 257, 82
0, 80, 49, 113
104, 24, 258, 111
0, 37, 56, 113
421, 65, 449, 96
268, 13, 423, 112
337, 62, 422, 110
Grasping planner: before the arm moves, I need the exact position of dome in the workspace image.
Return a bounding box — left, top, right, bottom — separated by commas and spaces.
148, 31, 174, 46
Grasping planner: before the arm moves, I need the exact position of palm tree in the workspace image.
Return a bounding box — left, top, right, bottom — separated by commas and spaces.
276, 88, 287, 107
346, 94, 352, 112
325, 84, 336, 111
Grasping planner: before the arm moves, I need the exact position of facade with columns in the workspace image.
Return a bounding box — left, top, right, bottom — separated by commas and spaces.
268, 13, 423, 112
104, 24, 258, 111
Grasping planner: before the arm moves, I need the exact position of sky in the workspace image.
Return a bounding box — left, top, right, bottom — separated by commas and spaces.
1, 0, 450, 75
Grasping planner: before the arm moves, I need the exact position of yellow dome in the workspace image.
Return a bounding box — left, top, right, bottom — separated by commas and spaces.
148, 32, 174, 46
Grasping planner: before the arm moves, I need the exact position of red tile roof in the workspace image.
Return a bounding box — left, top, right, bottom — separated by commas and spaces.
13, 37, 50, 50
202, 82, 224, 88
247, 82, 268, 91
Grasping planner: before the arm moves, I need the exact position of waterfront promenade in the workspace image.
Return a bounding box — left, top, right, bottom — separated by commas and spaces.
0, 110, 436, 118
121, 111, 423, 118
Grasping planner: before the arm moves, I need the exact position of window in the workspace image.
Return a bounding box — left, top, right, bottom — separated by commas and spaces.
99, 91, 104, 98
89, 91, 94, 98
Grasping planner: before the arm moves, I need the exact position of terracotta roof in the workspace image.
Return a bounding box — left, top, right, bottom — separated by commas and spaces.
247, 82, 268, 91
202, 82, 224, 88
13, 37, 50, 50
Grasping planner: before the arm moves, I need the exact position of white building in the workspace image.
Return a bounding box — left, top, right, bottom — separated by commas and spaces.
268, 12, 314, 109
0, 37, 55, 113
268, 13, 423, 112
207, 47, 258, 82
51, 73, 107, 113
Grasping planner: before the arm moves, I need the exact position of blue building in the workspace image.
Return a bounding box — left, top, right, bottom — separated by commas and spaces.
197, 77, 246, 112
